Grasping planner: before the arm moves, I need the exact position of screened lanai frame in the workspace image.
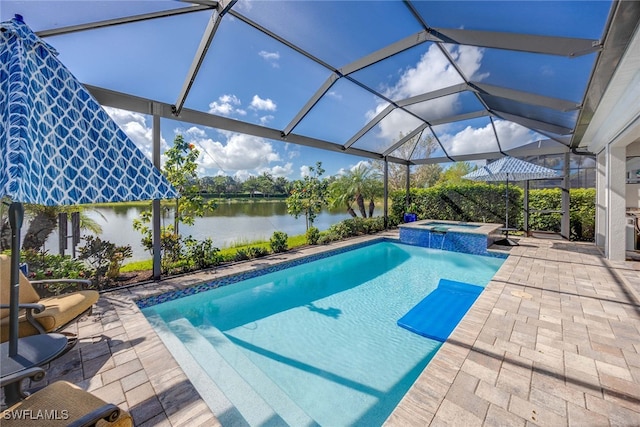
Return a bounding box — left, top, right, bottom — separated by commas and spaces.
2, 0, 639, 275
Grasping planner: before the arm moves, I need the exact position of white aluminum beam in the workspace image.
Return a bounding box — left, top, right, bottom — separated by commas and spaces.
344, 104, 395, 149
411, 138, 569, 164
283, 73, 340, 136
36, 5, 213, 37
427, 28, 601, 57
396, 83, 469, 108
174, 0, 236, 115
339, 30, 431, 76
382, 123, 429, 157
471, 82, 581, 112
428, 110, 489, 127
86, 84, 409, 165
493, 110, 573, 135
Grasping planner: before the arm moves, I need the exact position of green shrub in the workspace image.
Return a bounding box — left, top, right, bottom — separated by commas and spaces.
234, 249, 250, 261
327, 221, 351, 239
184, 237, 220, 270
391, 184, 595, 241
77, 235, 133, 288
269, 231, 288, 253
569, 188, 596, 241
317, 231, 338, 245
363, 217, 386, 233
247, 246, 269, 258
20, 249, 91, 294
306, 226, 320, 245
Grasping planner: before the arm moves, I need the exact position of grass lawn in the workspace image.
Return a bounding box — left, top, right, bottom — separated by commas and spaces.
121, 233, 308, 273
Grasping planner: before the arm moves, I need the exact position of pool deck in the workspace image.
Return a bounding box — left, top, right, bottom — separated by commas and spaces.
26, 232, 640, 426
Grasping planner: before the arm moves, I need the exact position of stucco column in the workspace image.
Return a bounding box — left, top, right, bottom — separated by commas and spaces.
606, 145, 626, 260
595, 149, 607, 249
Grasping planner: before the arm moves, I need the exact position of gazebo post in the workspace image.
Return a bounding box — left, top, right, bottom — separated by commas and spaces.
524, 180, 530, 236
384, 157, 389, 229
152, 105, 162, 281
405, 163, 410, 211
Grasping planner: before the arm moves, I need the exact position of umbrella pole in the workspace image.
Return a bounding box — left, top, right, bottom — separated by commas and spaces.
8, 202, 24, 357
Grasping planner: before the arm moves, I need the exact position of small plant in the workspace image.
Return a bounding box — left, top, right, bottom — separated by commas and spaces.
317, 232, 338, 245
77, 235, 132, 288
19, 249, 90, 295
184, 237, 220, 270
269, 231, 288, 253
234, 248, 250, 261
247, 246, 269, 258
306, 226, 320, 245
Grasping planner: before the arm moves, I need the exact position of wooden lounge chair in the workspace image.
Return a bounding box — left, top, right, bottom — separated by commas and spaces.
1, 367, 133, 426
0, 255, 99, 342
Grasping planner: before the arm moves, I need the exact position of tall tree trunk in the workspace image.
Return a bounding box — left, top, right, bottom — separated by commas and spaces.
22, 210, 58, 251
356, 193, 367, 218
346, 205, 357, 218
174, 199, 180, 236
368, 199, 375, 218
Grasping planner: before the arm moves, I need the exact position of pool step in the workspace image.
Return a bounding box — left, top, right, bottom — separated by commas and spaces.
196, 325, 319, 427
145, 315, 249, 427
166, 318, 318, 427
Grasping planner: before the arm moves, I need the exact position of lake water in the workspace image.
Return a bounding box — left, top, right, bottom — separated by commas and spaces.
44, 201, 373, 262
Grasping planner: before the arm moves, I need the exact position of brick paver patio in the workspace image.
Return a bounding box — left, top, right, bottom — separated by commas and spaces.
25, 234, 640, 426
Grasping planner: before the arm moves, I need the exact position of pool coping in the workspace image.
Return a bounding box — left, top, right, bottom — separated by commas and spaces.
399, 219, 503, 236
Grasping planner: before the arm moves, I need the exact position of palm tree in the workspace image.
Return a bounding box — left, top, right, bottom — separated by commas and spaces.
328, 178, 358, 218
328, 164, 382, 218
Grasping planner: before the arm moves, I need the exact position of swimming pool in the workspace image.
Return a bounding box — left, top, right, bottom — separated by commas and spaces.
141, 241, 505, 426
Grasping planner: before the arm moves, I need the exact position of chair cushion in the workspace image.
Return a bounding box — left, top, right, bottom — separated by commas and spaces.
1, 381, 133, 427
0, 254, 42, 319
0, 290, 99, 342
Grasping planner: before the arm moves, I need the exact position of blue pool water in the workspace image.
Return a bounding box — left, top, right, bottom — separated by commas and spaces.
142, 241, 504, 426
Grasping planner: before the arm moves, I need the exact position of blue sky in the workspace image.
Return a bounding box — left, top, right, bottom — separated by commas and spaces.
1, 1, 612, 180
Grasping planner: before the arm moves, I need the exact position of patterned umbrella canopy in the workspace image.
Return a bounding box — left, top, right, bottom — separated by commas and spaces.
0, 16, 177, 205
462, 156, 560, 182
0, 16, 177, 356
463, 156, 559, 246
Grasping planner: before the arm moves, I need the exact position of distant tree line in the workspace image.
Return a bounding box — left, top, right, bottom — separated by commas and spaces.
199, 174, 292, 198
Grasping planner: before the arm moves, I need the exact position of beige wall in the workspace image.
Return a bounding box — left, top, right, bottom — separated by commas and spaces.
628, 184, 640, 208
628, 141, 640, 208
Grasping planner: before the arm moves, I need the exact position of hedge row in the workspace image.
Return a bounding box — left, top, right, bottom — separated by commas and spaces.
390, 184, 595, 241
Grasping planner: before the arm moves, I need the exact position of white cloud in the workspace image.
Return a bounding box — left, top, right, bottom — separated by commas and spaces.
287, 149, 300, 160
185, 126, 207, 138
259, 162, 293, 178
440, 124, 498, 156
259, 115, 275, 125
104, 106, 168, 160
208, 94, 246, 116
438, 119, 535, 156
234, 170, 253, 182
259, 50, 280, 67
187, 132, 281, 172
300, 165, 311, 177
368, 44, 488, 141
250, 95, 277, 111
351, 160, 373, 172
327, 90, 342, 100
493, 120, 537, 151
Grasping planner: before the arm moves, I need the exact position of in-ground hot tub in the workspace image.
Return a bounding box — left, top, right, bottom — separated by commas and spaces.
399, 219, 504, 256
